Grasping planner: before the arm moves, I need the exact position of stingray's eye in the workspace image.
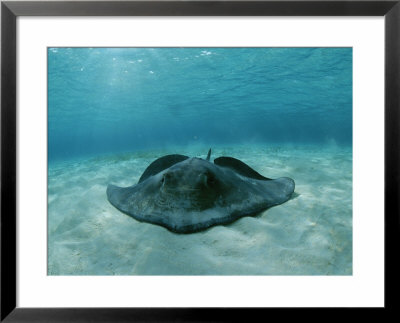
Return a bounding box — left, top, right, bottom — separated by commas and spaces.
161, 173, 172, 184
206, 173, 216, 187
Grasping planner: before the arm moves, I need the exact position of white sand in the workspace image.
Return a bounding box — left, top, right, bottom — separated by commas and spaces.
48, 144, 352, 275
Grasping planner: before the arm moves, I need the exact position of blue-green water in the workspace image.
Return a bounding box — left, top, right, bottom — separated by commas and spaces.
48, 48, 352, 275
48, 48, 352, 162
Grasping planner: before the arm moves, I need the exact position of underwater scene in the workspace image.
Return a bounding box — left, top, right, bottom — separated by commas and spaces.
48, 48, 352, 275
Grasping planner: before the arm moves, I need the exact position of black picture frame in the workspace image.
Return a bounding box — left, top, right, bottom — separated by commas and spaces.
1, 1, 399, 321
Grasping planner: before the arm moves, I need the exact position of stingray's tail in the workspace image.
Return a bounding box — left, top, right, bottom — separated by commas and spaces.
206, 148, 211, 161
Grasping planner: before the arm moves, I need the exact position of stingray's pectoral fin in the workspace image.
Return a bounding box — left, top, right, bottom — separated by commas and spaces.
279, 177, 295, 197
268, 177, 295, 205
214, 156, 271, 181
106, 184, 121, 207
106, 184, 135, 212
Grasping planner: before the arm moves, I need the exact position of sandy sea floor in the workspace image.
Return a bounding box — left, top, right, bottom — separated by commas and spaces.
48, 144, 352, 275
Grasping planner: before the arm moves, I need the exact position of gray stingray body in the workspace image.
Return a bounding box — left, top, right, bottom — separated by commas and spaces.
107, 151, 295, 233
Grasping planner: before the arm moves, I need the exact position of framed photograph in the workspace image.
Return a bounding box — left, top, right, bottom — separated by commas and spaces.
1, 0, 399, 321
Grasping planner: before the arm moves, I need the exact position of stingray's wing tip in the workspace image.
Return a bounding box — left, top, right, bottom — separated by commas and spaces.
278, 177, 295, 197
106, 184, 121, 203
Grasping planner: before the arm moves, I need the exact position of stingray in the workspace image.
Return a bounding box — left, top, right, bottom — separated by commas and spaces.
107, 149, 295, 233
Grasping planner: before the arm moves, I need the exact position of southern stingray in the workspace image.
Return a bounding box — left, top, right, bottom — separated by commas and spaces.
107, 149, 295, 233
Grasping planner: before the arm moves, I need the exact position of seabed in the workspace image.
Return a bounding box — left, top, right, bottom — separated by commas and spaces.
48, 144, 352, 275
